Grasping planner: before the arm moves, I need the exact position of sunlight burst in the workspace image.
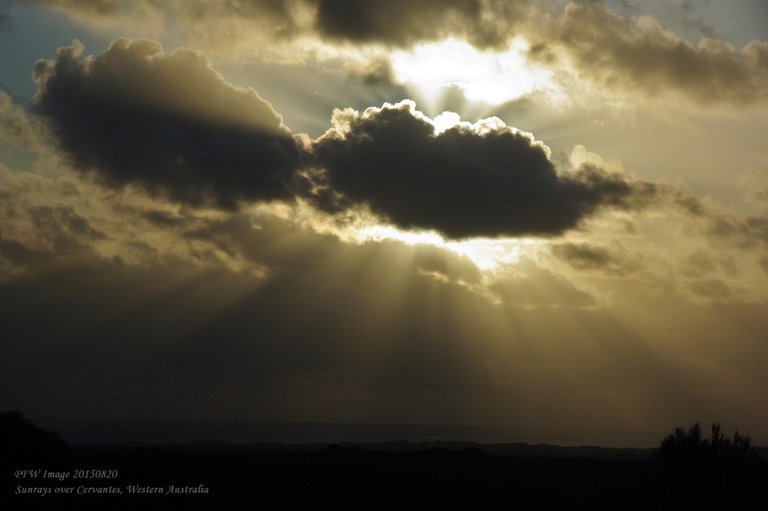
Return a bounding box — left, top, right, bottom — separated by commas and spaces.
390, 38, 562, 106
355, 225, 536, 271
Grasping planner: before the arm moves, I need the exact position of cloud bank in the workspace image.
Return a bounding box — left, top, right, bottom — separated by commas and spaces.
21, 1, 768, 106
30, 40, 656, 239
539, 2, 768, 105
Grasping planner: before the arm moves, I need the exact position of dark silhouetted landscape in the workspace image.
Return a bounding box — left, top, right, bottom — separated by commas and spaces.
3, 411, 767, 509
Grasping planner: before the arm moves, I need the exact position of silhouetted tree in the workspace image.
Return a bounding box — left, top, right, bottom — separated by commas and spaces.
655, 423, 764, 509
657, 423, 760, 471
0, 410, 69, 469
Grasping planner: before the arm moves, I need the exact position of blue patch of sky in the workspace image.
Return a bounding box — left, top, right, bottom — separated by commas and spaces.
0, 2, 114, 99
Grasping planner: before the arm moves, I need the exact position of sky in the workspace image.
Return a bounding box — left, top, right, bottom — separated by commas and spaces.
1, 0, 768, 445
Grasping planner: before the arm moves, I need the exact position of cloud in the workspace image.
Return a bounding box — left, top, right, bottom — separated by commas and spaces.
0, 92, 49, 151
142, 0, 312, 50
537, 2, 768, 105
33, 38, 301, 209
551, 241, 639, 276
685, 278, 734, 305
2, 149, 768, 431
680, 251, 738, 279
0, 166, 103, 278
23, 1, 768, 106
314, 0, 477, 45
0, 245, 494, 420
3, 2, 768, 438
30, 39, 657, 239
23, 0, 524, 50
23, 0, 165, 33
673, 0, 718, 39
312, 0, 518, 49
0, 166, 500, 418
306, 100, 654, 239
490, 257, 597, 308
29, 0, 131, 17
668, 183, 768, 251
759, 256, 768, 275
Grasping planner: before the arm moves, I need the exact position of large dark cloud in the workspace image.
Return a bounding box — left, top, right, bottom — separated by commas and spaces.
316, 0, 481, 44
307, 101, 653, 239
313, 0, 512, 48
33, 38, 300, 208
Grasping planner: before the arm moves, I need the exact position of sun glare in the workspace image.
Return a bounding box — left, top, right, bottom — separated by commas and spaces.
390, 38, 561, 107
355, 225, 535, 271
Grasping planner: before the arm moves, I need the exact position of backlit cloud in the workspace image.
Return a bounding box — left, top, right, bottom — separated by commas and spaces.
33, 38, 300, 208
20, 1, 768, 107
307, 100, 654, 238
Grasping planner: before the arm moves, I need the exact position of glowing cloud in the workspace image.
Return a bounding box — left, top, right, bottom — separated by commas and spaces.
354, 224, 533, 271
390, 38, 562, 105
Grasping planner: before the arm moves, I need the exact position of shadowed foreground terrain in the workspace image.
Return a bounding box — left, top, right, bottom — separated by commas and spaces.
2, 412, 767, 509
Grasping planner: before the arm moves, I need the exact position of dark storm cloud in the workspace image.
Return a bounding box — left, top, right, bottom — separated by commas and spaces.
307, 101, 654, 239
33, 38, 300, 209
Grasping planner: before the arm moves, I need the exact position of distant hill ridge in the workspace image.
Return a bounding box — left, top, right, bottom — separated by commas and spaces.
71, 438, 657, 460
